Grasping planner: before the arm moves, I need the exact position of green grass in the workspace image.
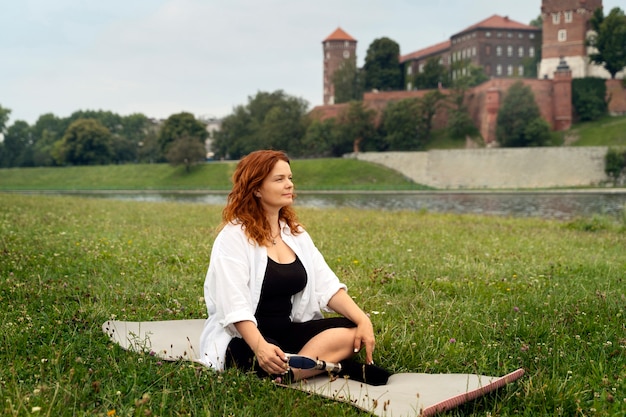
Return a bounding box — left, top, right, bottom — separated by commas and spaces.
1, 194, 625, 416
0, 159, 427, 192
568, 115, 626, 147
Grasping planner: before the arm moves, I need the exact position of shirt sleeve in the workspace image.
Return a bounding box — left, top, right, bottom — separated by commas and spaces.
205, 229, 257, 337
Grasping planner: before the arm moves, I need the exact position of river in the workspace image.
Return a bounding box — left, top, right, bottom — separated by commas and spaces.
34, 189, 626, 221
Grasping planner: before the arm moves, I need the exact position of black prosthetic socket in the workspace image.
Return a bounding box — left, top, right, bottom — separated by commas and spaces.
336, 359, 391, 386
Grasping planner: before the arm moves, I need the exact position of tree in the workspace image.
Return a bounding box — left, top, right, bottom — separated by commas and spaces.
418, 90, 446, 141
0, 104, 10, 134
211, 90, 309, 159
529, 15, 543, 28
1, 120, 32, 167
0, 105, 12, 167
605, 147, 626, 185
332, 59, 364, 103
30, 113, 66, 166
496, 81, 551, 147
301, 118, 336, 157
57, 119, 114, 165
258, 96, 309, 154
381, 98, 423, 150
363, 37, 403, 91
413, 58, 449, 89
335, 101, 376, 154
572, 78, 608, 121
165, 135, 207, 172
158, 112, 208, 156
588, 7, 626, 79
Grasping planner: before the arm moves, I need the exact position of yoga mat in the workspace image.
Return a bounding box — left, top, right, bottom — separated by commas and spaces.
102, 319, 524, 417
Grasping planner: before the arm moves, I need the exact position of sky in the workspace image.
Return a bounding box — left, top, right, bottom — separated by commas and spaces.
1, 0, 622, 125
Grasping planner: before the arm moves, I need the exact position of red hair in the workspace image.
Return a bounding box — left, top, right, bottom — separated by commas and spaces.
221, 150, 302, 245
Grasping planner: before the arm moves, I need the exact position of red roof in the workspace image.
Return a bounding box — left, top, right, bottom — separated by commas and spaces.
324, 27, 356, 42
400, 40, 451, 63
455, 14, 537, 35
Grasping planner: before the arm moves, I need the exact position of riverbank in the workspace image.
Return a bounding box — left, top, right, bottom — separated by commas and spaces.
0, 159, 427, 191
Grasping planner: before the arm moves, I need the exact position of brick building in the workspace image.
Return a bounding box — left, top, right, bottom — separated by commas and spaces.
322, 28, 357, 105
399, 40, 451, 91
315, 0, 626, 145
538, 0, 624, 79
401, 15, 542, 88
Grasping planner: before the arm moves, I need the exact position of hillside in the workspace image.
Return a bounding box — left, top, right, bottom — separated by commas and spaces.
0, 159, 427, 191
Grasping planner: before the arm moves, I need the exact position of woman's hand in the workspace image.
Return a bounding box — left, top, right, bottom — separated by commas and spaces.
327, 289, 377, 364
234, 320, 288, 375
353, 317, 376, 364
254, 340, 289, 375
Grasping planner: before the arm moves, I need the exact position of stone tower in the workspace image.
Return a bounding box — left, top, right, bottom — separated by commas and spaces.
552, 58, 573, 130
322, 27, 357, 105
538, 0, 607, 79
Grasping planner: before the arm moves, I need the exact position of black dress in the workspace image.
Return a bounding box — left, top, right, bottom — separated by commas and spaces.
224, 256, 355, 374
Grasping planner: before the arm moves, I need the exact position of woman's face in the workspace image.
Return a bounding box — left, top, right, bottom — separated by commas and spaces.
257, 160, 294, 212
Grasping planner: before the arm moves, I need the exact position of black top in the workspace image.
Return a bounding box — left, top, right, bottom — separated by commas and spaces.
255, 256, 307, 333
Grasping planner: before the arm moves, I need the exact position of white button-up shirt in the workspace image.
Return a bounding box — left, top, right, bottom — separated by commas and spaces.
199, 221, 346, 370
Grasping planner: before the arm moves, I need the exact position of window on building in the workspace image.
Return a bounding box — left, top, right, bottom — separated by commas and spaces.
507, 32, 513, 38
343, 50, 350, 58
518, 46, 524, 57
518, 33, 524, 39
496, 65, 502, 75
518, 65, 524, 76
496, 46, 502, 56
472, 46, 476, 56
407, 82, 412, 91
407, 66, 412, 75
497, 32, 502, 38
558, 29, 567, 42
507, 65, 513, 76
552, 13, 560, 24
529, 33, 535, 39
529, 46, 535, 57
344, 41, 350, 47
326, 52, 330, 59
507, 46, 513, 57
486, 31, 492, 37
439, 58, 443, 65
564, 11, 573, 23
419, 64, 424, 73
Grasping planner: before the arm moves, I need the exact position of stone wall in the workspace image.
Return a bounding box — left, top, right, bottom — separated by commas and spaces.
352, 147, 610, 189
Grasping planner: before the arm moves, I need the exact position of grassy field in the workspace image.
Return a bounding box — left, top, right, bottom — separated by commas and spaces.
568, 115, 626, 147
1, 193, 625, 416
0, 159, 426, 191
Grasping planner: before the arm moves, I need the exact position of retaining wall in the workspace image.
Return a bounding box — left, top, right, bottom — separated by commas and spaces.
351, 147, 610, 189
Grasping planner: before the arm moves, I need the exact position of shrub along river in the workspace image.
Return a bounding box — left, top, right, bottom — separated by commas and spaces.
35, 189, 626, 221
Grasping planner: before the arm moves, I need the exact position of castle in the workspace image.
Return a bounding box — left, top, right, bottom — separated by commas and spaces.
317, 0, 626, 144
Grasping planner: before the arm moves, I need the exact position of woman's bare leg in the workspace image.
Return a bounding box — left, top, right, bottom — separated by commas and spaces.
290, 327, 356, 381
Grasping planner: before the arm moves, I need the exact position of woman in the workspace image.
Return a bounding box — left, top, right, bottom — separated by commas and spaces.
199, 150, 389, 385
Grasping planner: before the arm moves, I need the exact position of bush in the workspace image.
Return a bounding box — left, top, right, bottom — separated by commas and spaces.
497, 81, 550, 147
572, 78, 607, 122
605, 147, 626, 185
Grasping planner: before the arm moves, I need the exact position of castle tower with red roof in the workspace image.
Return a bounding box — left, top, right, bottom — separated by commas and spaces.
322, 27, 357, 105
538, 0, 610, 79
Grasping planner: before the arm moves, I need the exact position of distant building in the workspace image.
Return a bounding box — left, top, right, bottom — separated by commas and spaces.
538, 0, 624, 79
400, 40, 451, 91
322, 27, 357, 105
199, 116, 222, 160
401, 15, 542, 89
